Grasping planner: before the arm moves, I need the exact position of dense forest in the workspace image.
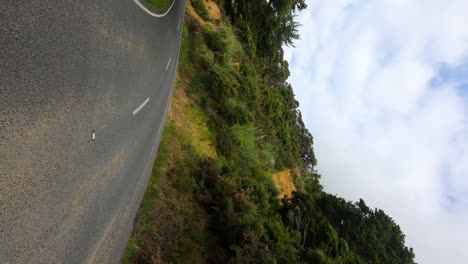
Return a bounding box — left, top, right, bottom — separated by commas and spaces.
124, 0, 416, 263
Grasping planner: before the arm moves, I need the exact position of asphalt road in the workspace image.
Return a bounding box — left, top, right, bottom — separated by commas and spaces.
0, 0, 185, 263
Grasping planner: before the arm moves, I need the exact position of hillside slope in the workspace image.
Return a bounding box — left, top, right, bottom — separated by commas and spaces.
123, 1, 416, 263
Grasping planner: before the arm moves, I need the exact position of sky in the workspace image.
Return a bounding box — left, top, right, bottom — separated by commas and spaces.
284, 0, 468, 263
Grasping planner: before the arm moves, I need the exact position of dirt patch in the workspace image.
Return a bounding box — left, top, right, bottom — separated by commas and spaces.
271, 169, 297, 198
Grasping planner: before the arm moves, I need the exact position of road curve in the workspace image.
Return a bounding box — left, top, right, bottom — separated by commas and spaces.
0, 0, 185, 263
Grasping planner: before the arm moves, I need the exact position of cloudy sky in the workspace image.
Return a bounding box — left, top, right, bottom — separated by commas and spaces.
284, 0, 468, 263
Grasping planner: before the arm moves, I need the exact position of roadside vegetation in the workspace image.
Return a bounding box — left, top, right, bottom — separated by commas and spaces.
123, 0, 416, 263
145, 0, 173, 9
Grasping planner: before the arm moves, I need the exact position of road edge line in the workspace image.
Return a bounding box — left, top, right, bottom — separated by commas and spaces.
133, 0, 176, 18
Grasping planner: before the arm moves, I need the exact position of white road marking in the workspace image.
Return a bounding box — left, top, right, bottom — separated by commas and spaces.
86, 2, 182, 260
178, 19, 181, 30
133, 0, 176, 18
166, 57, 171, 71
91, 130, 96, 141
133, 97, 150, 116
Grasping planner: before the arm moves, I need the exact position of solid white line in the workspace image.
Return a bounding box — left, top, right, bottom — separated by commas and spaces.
133, 97, 150, 116
133, 0, 176, 18
166, 57, 171, 71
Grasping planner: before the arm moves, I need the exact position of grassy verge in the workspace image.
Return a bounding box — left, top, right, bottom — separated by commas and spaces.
145, 0, 173, 9
122, 15, 221, 262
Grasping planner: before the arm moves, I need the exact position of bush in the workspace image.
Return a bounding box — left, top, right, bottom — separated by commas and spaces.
215, 125, 236, 157
224, 98, 254, 125
304, 249, 333, 264
203, 23, 228, 53
240, 25, 257, 58
209, 65, 240, 102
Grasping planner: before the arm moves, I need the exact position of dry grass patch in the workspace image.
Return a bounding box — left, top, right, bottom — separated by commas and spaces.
169, 76, 217, 159
271, 169, 297, 198
205, 0, 221, 21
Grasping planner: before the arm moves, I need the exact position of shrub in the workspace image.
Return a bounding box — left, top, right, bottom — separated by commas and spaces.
224, 98, 254, 125
209, 65, 240, 102
203, 24, 229, 64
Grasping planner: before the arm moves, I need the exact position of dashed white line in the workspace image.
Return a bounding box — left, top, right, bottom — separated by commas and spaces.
166, 57, 172, 71
133, 0, 176, 18
133, 97, 150, 116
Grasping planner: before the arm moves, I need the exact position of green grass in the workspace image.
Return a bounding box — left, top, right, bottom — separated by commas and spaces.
120, 123, 179, 262
122, 238, 138, 264
145, 0, 173, 9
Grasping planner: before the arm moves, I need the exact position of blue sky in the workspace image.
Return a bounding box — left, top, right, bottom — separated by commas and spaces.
284, 0, 468, 263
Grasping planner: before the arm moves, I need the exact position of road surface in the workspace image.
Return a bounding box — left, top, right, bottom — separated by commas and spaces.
0, 0, 185, 262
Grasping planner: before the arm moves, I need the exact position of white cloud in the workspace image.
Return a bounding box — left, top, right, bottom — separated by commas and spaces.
286, 0, 468, 263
